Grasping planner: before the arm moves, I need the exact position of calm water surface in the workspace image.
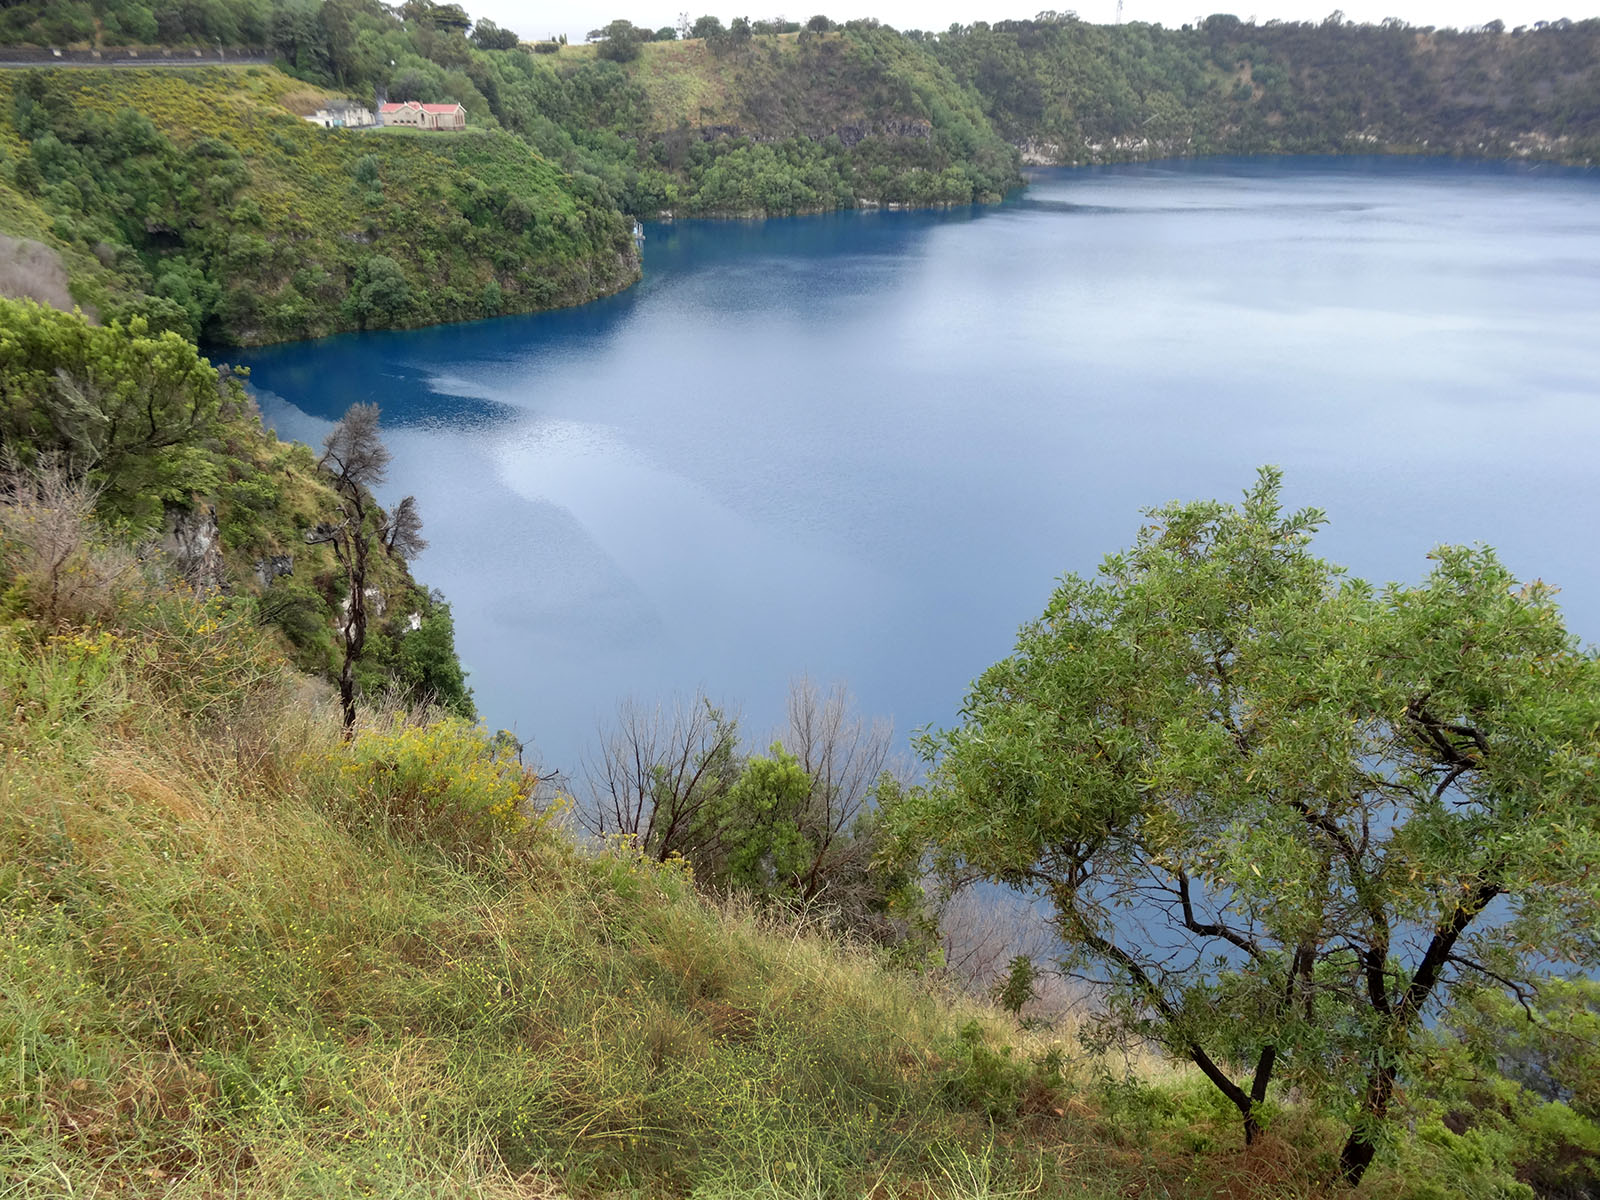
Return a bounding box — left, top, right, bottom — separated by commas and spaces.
234, 157, 1600, 773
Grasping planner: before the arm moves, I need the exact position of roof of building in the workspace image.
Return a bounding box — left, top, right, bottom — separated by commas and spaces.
379, 101, 464, 114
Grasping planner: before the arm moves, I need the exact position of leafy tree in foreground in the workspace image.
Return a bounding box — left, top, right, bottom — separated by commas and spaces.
0, 298, 236, 529
892, 468, 1600, 1184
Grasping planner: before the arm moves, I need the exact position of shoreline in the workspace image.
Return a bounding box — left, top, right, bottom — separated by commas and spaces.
207, 146, 1599, 353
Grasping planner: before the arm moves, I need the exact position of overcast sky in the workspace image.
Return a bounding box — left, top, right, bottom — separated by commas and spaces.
477, 0, 1597, 45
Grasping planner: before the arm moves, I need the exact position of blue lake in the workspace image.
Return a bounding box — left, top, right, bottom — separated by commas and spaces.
234, 156, 1600, 776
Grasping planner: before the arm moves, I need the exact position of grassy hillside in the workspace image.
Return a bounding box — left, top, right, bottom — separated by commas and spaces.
930, 15, 1600, 165
3, 455, 1598, 1199
0, 297, 474, 716
0, 64, 639, 345
494, 28, 1022, 215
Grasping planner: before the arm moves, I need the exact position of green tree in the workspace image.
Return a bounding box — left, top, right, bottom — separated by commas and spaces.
892, 469, 1600, 1184
0, 298, 233, 528
592, 18, 645, 61
342, 255, 413, 329
470, 17, 519, 49
711, 743, 815, 895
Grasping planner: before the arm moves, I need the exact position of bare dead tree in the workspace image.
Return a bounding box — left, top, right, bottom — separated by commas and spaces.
580, 692, 741, 862
307, 403, 421, 735
936, 886, 1069, 996
777, 676, 902, 904
384, 495, 427, 558
0, 452, 143, 626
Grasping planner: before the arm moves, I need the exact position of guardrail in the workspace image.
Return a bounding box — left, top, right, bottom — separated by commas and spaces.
0, 46, 271, 67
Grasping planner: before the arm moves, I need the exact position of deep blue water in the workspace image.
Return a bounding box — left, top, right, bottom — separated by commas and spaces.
233, 156, 1600, 776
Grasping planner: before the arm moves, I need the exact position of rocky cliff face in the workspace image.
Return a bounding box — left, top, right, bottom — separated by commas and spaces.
162, 504, 227, 592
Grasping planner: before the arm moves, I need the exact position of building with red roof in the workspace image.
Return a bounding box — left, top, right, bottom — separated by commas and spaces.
378, 101, 467, 131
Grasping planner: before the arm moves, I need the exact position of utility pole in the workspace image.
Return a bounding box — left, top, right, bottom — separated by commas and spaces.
1115, 0, 1123, 22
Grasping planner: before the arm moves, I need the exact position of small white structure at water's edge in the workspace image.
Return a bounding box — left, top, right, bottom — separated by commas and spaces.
306, 101, 376, 128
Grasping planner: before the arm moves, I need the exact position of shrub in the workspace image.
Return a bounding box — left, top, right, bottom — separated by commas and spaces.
0, 459, 144, 627
327, 716, 561, 857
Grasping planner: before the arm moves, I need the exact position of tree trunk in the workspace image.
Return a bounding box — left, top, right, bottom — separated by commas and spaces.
339, 531, 368, 739
1243, 1043, 1277, 1145
1185, 1040, 1273, 1148
1339, 1064, 1396, 1184
339, 654, 358, 736
1337, 881, 1498, 1186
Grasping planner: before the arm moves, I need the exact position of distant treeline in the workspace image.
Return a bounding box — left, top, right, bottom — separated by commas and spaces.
2, 1, 1597, 350
7, 2, 1597, 230
929, 14, 1600, 163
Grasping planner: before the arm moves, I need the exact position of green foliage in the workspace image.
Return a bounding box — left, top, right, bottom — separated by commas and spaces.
586, 684, 931, 950
341, 252, 411, 327
1448, 979, 1600, 1119
356, 589, 475, 719
710, 743, 816, 896
0, 296, 236, 529
469, 18, 518, 51
326, 715, 548, 855
0, 66, 639, 346
592, 18, 647, 62
894, 467, 1600, 1180
1397, 979, 1600, 1199
940, 1019, 1062, 1122
993, 955, 1038, 1018
932, 14, 1600, 164
0, 302, 474, 725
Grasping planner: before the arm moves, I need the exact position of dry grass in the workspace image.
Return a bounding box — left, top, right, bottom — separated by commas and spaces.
0, 458, 147, 627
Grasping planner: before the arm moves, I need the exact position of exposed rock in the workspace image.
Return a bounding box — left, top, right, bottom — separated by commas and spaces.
162, 504, 227, 593
254, 554, 295, 588
1016, 138, 1065, 165
338, 587, 388, 620
0, 235, 79, 315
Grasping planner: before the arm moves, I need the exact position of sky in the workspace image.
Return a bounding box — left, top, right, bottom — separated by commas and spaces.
477, 0, 1598, 45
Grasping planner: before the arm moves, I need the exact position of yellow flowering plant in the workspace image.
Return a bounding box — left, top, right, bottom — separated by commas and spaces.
332, 718, 561, 857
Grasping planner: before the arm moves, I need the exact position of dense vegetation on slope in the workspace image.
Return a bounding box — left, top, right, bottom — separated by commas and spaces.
497, 29, 1022, 214
930, 14, 1600, 164
0, 297, 474, 715
0, 0, 1024, 217
0, 64, 638, 345
6, 0, 1598, 310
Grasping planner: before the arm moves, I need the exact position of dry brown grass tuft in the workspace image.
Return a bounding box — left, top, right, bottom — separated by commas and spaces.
0, 457, 147, 627
97, 750, 211, 824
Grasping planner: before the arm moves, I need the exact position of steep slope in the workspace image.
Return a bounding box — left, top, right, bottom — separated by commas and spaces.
0, 297, 474, 714
3, 473, 1595, 1200
0, 65, 638, 345
932, 15, 1600, 165
485, 27, 1023, 215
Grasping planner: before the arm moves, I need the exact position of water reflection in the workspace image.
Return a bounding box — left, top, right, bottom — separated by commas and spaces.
230, 156, 1600, 775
